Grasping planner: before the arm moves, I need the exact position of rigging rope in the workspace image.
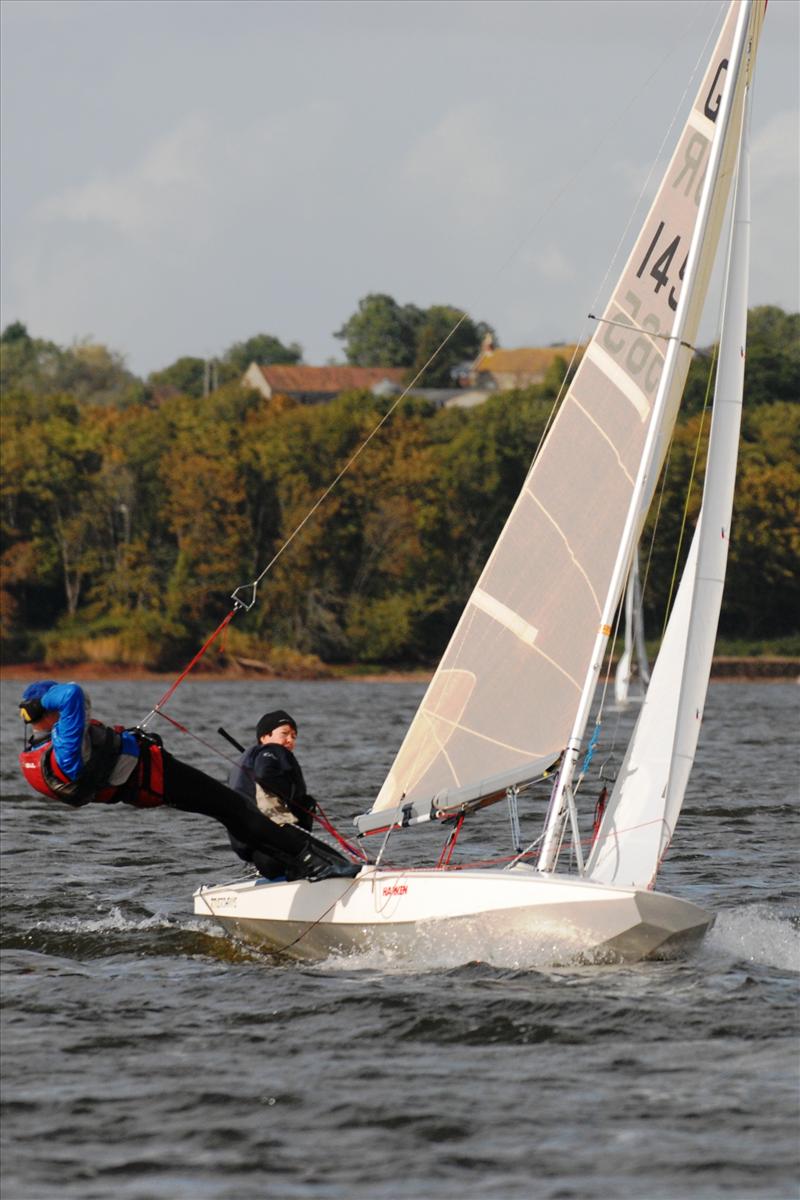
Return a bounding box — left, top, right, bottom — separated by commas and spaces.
587, 314, 700, 354
584, 2, 723, 320
495, 8, 720, 484
579, 722, 602, 777
436, 815, 465, 868
230, 317, 470, 613
139, 607, 239, 730
313, 802, 369, 862
518, 9, 725, 820
144, 692, 366, 861
136, 320, 471, 727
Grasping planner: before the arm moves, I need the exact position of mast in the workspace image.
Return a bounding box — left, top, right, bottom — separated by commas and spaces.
614, 569, 635, 705
664, 84, 753, 824
615, 552, 649, 704
537, 0, 757, 874
632, 554, 651, 689
587, 77, 754, 888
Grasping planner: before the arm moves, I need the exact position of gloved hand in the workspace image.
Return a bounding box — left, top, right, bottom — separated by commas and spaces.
19, 696, 45, 724
130, 728, 163, 748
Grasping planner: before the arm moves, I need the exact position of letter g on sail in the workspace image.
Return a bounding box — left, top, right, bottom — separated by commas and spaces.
704, 58, 729, 121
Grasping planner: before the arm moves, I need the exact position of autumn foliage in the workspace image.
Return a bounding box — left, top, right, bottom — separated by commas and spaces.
1, 308, 797, 669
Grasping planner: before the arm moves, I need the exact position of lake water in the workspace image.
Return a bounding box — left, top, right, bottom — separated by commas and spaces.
1, 678, 798, 1199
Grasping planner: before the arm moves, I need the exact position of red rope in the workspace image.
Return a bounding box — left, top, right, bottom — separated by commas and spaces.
154, 710, 365, 863
138, 608, 373, 865
436, 815, 465, 868
153, 709, 242, 765
152, 700, 665, 876
144, 615, 664, 878
313, 802, 369, 861
149, 607, 238, 716
591, 786, 609, 848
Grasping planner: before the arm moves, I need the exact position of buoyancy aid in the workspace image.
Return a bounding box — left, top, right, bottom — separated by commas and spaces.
129, 735, 165, 808
20, 720, 124, 806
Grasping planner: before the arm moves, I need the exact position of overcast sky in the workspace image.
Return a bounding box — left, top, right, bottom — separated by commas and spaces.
1, 0, 797, 377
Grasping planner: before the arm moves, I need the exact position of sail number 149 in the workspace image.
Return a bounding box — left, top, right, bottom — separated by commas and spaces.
636, 220, 687, 312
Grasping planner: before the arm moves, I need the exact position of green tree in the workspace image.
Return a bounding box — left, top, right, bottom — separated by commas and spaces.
724, 400, 800, 636
640, 395, 800, 641
681, 305, 799, 417
1, 320, 31, 344
221, 332, 303, 378
1, 393, 107, 619
56, 340, 144, 406
417, 388, 553, 636
0, 326, 143, 406
743, 305, 800, 407
334, 294, 425, 366
147, 356, 207, 400
334, 293, 495, 386
158, 385, 264, 629
83, 402, 175, 624
410, 305, 494, 387
1, 328, 68, 397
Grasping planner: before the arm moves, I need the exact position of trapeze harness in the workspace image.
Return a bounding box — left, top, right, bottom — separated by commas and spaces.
19, 721, 165, 809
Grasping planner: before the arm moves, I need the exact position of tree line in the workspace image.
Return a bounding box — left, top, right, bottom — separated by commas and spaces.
0, 294, 493, 407
1, 305, 797, 671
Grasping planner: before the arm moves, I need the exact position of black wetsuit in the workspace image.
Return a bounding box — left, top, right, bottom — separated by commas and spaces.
227, 743, 318, 879
162, 752, 325, 878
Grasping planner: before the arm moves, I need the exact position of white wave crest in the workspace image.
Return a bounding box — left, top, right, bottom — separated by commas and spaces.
705, 905, 800, 972
33, 906, 227, 939
313, 919, 602, 975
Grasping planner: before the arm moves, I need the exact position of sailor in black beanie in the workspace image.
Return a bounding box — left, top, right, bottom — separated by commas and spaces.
228, 709, 318, 879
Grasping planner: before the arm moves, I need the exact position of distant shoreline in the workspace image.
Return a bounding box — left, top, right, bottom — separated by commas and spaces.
0, 661, 435, 685
2, 658, 798, 684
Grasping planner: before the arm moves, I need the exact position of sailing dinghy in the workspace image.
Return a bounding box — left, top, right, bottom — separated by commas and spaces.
195, 0, 765, 963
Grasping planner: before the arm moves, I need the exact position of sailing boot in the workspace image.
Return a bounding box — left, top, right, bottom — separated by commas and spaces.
297, 835, 361, 882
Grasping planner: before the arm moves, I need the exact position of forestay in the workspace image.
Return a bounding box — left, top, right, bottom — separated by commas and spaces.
359, 1, 759, 836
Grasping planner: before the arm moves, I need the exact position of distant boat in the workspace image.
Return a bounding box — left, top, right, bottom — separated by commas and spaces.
614, 551, 651, 705
195, 0, 766, 963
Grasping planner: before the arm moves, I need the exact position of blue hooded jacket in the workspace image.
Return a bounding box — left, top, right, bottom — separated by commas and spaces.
22, 681, 140, 781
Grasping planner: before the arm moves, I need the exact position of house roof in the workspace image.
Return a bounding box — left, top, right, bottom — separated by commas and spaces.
474, 346, 583, 375
250, 364, 406, 393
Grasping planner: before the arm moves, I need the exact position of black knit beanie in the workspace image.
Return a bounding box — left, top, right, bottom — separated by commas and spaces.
256, 710, 298, 740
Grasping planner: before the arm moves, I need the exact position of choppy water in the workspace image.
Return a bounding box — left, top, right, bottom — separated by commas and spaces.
1, 678, 798, 1200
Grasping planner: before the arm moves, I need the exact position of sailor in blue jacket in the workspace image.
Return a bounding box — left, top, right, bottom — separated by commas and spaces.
17, 680, 358, 881
19, 681, 141, 803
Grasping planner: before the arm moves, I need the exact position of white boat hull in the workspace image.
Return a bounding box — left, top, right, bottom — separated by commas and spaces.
193, 867, 712, 965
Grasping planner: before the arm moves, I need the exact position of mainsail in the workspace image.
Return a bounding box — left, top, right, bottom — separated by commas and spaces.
357, 1, 764, 839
